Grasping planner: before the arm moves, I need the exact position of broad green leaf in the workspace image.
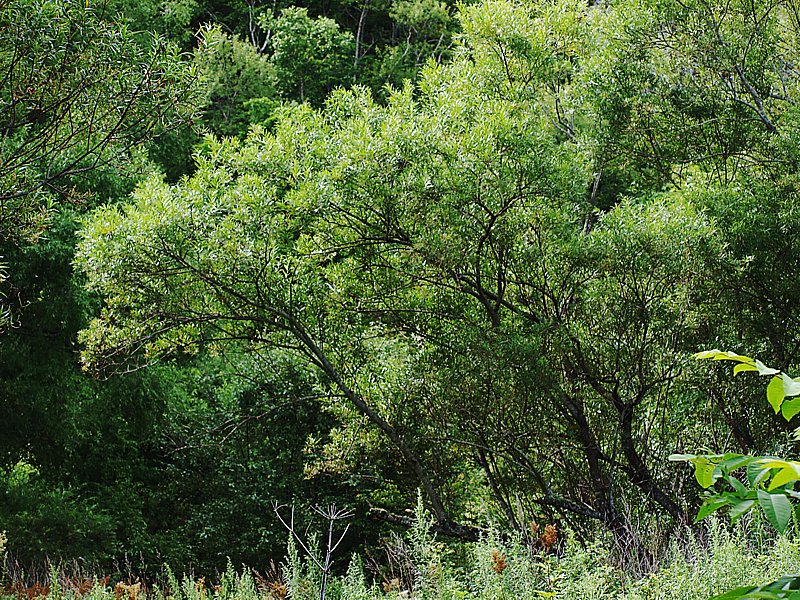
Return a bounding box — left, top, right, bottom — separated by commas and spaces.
725, 475, 749, 495
784, 398, 800, 422
668, 453, 697, 462
734, 363, 759, 375
749, 459, 775, 487
715, 353, 754, 363
711, 586, 797, 600
694, 350, 754, 363
769, 465, 800, 491
768, 376, 785, 413
756, 459, 796, 470
755, 359, 780, 376
694, 349, 725, 360
785, 374, 800, 397
768, 374, 800, 415
718, 454, 755, 472
711, 574, 800, 599
728, 498, 756, 521
695, 458, 717, 488
696, 495, 731, 521
757, 489, 792, 533
709, 586, 757, 600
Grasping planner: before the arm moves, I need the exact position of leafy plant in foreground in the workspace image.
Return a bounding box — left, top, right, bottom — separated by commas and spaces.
671, 350, 800, 599
671, 351, 800, 533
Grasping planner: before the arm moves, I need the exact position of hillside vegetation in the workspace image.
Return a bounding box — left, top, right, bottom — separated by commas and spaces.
4, 0, 800, 596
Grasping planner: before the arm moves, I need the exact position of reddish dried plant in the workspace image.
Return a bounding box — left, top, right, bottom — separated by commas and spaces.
253, 562, 287, 599
490, 550, 508, 575
114, 581, 142, 600
540, 524, 557, 551
68, 576, 110, 596
8, 581, 49, 599
529, 521, 540, 539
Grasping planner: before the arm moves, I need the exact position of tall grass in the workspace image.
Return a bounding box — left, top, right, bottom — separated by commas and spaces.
2, 518, 799, 600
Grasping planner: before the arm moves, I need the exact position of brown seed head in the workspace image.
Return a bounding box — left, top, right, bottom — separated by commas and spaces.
491, 549, 508, 574
541, 524, 557, 551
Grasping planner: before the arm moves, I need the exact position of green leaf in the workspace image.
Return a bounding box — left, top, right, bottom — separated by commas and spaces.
694, 349, 725, 360
769, 465, 800, 491
756, 458, 797, 469
749, 460, 774, 487
695, 458, 717, 488
709, 585, 757, 600
783, 397, 800, 422
718, 454, 755, 472
754, 359, 780, 376
757, 489, 792, 533
734, 363, 759, 375
768, 374, 800, 416
696, 495, 731, 521
694, 350, 754, 363
711, 574, 800, 599
669, 453, 697, 461
768, 376, 785, 413
725, 474, 749, 495
728, 498, 756, 521
785, 375, 800, 398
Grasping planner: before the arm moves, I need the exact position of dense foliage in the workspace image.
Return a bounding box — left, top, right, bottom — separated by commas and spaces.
4, 0, 800, 592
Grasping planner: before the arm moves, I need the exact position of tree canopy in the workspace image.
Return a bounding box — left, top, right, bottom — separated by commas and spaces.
5, 0, 800, 577
75, 0, 800, 543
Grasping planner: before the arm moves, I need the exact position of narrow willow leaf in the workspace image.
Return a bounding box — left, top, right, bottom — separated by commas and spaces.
757, 489, 792, 533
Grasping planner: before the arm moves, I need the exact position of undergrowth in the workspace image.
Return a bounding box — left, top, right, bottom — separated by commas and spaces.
2, 517, 799, 600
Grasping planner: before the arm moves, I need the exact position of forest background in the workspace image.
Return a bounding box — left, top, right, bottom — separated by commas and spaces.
4, 0, 800, 592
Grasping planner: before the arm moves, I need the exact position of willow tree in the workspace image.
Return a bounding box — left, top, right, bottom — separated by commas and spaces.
0, 0, 197, 251
77, 0, 800, 542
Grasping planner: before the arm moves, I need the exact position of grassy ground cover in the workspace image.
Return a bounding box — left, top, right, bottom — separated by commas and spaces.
3, 517, 800, 600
